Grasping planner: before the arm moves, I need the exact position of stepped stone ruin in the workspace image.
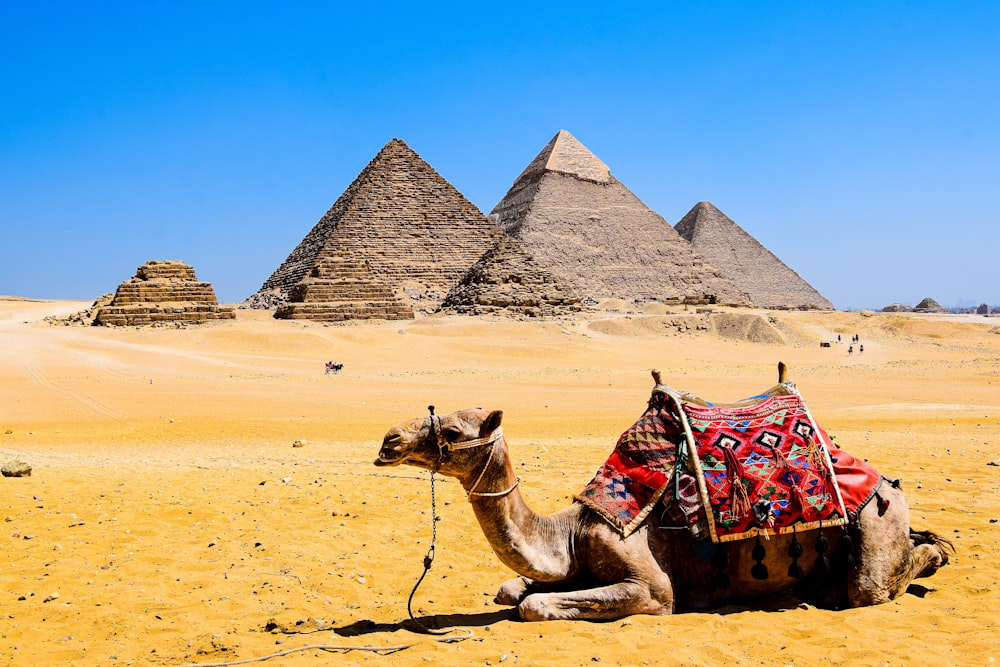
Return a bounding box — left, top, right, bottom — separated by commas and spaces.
674, 201, 833, 310
488, 130, 752, 306
275, 251, 413, 321
439, 235, 583, 317
914, 297, 948, 313
249, 138, 502, 320
94, 260, 235, 326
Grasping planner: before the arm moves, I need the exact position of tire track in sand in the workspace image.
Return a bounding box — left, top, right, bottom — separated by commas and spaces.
23, 363, 127, 419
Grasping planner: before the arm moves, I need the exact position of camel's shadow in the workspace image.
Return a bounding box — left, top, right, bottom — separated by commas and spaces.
333, 583, 933, 635
333, 609, 518, 637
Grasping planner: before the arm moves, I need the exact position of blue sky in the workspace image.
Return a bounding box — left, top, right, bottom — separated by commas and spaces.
2, 2, 997, 310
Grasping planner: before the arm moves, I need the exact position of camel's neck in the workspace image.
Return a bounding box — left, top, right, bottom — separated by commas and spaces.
457, 435, 577, 582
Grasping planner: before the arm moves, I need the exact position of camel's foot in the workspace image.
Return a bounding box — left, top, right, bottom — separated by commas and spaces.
910, 530, 954, 578
495, 577, 533, 606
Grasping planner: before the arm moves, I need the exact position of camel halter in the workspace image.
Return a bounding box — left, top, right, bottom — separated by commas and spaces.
426, 405, 519, 499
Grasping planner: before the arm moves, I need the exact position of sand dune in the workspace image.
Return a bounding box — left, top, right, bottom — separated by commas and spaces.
2, 298, 998, 666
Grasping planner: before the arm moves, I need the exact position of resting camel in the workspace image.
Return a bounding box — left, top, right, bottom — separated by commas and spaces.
375, 372, 951, 621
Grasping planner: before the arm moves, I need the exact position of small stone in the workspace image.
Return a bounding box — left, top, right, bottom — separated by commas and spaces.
43, 592, 60, 603
292, 440, 306, 448
1, 460, 32, 477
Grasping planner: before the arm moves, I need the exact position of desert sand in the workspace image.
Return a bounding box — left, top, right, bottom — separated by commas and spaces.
2, 297, 998, 666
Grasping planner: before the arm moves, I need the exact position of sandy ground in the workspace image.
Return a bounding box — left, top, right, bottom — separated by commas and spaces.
1, 297, 998, 666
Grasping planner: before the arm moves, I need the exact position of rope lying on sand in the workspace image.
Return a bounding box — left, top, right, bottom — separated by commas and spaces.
177, 642, 415, 666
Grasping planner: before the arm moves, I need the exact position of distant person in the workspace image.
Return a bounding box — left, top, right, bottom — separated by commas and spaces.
838, 334, 841, 343
848, 345, 853, 355
860, 344, 864, 353
325, 361, 343, 375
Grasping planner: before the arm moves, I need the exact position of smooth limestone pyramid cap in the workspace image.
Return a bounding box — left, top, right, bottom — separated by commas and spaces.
674, 201, 833, 310
513, 129, 612, 185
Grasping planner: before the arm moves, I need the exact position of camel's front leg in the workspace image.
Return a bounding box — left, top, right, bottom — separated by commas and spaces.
517, 579, 673, 621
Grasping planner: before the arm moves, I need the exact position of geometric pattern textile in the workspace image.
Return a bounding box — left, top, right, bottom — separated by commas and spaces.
682, 394, 847, 542
575, 396, 686, 535
576, 388, 863, 542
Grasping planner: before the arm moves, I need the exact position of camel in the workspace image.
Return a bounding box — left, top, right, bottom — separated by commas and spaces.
374, 372, 952, 621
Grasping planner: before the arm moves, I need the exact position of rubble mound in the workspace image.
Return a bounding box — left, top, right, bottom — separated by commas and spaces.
710, 313, 786, 345
439, 236, 583, 317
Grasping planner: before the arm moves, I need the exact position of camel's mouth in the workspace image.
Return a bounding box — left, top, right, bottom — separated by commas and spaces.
374, 453, 404, 467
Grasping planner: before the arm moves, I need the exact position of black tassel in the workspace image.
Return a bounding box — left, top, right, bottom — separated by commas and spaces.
815, 532, 830, 555
841, 527, 856, 570
787, 529, 804, 579
751, 536, 769, 580
712, 570, 731, 590
814, 527, 831, 576
711, 544, 731, 590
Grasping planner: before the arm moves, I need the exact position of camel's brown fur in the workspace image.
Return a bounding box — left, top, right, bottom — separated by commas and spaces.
375, 403, 951, 621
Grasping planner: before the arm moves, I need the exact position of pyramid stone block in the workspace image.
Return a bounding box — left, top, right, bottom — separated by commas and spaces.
95, 260, 235, 326
674, 201, 833, 310
489, 131, 752, 306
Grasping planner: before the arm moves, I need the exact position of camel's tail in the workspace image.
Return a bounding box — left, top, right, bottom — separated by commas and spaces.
910, 529, 954, 578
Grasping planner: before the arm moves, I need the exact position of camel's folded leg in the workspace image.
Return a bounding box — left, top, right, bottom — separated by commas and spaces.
517, 579, 673, 621
495, 576, 538, 605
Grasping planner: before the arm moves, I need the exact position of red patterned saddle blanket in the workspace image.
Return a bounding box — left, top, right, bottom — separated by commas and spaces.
576, 383, 882, 542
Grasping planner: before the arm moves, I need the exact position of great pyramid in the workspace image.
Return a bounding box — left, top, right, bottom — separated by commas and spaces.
488, 130, 752, 306
673, 201, 833, 310
439, 235, 582, 317
250, 138, 503, 318
95, 260, 235, 326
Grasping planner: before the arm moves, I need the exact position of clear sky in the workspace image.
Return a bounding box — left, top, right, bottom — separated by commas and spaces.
2, 2, 997, 310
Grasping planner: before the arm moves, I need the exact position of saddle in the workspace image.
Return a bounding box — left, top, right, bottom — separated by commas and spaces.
577, 365, 880, 543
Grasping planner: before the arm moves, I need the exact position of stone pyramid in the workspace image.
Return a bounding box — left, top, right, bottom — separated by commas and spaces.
439, 235, 582, 317
674, 201, 833, 310
275, 250, 414, 321
251, 138, 502, 318
914, 297, 947, 313
488, 130, 751, 306
95, 260, 235, 326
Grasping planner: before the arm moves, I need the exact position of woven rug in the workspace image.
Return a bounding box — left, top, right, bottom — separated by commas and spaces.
577, 388, 871, 542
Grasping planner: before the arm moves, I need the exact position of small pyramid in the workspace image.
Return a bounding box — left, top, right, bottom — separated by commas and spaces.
275, 251, 414, 321
913, 297, 947, 313
95, 260, 235, 326
674, 202, 833, 310
489, 130, 751, 306
250, 138, 502, 318
439, 236, 582, 317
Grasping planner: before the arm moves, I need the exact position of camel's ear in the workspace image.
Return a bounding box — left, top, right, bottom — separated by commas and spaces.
481, 409, 503, 436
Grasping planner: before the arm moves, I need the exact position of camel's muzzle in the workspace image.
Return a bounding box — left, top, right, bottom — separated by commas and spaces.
373, 453, 403, 467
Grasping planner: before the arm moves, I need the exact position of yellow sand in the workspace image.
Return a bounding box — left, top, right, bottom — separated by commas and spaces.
2, 298, 998, 666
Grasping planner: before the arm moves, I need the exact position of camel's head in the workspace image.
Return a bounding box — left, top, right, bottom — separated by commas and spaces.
375, 407, 504, 471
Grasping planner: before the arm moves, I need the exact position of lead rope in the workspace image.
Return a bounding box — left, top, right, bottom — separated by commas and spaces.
405, 406, 472, 642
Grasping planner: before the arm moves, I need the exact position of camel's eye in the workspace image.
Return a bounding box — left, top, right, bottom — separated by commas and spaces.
441, 426, 463, 442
